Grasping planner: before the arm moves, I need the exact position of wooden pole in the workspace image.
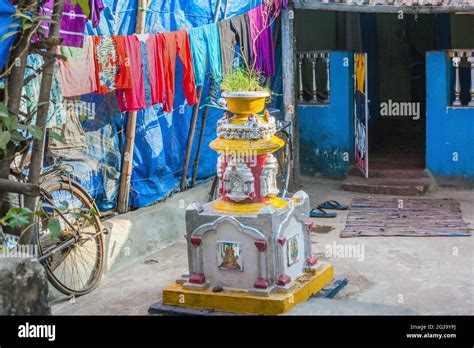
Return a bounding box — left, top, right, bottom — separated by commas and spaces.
190, 104, 209, 187
116, 0, 147, 213
20, 0, 64, 244
281, 5, 300, 191
180, 0, 222, 191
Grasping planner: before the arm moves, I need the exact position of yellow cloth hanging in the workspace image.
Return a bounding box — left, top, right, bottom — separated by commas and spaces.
355, 53, 366, 95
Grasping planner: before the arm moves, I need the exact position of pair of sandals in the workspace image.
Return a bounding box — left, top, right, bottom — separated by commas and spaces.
310, 200, 348, 218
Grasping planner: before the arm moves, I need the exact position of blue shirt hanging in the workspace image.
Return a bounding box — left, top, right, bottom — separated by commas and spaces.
188, 23, 222, 86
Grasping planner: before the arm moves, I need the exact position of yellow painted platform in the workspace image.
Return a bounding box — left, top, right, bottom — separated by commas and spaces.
211, 196, 288, 214
162, 263, 334, 315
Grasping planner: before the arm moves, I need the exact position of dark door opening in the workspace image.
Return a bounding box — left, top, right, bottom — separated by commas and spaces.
368, 14, 439, 171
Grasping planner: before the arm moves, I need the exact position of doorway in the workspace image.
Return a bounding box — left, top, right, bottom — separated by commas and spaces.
367, 14, 439, 172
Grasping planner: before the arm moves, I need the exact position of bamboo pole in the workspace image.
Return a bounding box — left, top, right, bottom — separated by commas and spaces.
190, 104, 209, 187
180, 0, 222, 192
116, 0, 147, 213
20, 0, 64, 244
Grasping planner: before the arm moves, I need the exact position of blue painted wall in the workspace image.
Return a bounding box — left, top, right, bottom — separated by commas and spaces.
426, 51, 474, 180
298, 51, 354, 178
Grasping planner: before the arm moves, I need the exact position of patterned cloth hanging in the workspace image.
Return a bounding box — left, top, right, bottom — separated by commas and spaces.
21, 53, 67, 128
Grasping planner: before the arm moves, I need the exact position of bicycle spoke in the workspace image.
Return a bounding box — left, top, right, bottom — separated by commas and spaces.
75, 243, 97, 286
72, 249, 86, 291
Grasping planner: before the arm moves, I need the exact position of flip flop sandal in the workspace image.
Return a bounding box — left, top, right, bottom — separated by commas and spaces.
318, 200, 349, 210
310, 207, 337, 218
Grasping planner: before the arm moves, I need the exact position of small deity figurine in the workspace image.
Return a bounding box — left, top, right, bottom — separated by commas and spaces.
245, 114, 259, 127
217, 112, 230, 126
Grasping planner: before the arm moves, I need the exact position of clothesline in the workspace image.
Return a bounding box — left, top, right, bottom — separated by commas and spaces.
24, 0, 285, 129
109, 9, 227, 18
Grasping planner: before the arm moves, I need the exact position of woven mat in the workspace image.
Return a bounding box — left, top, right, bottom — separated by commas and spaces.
341, 197, 472, 237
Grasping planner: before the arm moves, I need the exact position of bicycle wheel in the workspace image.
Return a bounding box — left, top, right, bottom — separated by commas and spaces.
34, 176, 104, 297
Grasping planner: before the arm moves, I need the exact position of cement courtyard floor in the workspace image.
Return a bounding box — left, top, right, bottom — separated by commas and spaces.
52, 176, 474, 315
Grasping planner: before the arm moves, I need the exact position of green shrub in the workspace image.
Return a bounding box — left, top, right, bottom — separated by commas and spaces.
220, 68, 271, 94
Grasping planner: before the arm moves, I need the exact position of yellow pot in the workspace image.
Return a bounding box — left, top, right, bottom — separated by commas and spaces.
223, 91, 269, 124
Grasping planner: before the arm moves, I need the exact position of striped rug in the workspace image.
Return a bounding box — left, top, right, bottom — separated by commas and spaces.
341, 197, 472, 237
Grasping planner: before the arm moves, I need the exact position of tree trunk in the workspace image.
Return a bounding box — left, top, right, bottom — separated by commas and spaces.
20, 0, 64, 244
0, 0, 37, 213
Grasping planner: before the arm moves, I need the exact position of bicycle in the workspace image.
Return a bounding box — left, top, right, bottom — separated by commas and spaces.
7, 163, 106, 297
208, 111, 293, 202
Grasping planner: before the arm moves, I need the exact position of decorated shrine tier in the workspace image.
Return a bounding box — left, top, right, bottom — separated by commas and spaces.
209, 92, 288, 214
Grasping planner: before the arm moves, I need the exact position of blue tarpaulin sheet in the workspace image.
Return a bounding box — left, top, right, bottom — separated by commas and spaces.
0, 0, 19, 71
57, 0, 281, 210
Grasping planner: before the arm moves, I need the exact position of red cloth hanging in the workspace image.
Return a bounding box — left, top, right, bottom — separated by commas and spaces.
147, 33, 166, 106
161, 30, 198, 112
113, 36, 132, 91
117, 35, 146, 112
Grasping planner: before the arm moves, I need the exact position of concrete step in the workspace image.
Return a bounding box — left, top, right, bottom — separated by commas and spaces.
349, 165, 425, 179
341, 177, 430, 196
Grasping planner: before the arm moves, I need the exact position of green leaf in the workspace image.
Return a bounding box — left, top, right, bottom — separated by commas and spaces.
1, 116, 10, 129
0, 115, 18, 131
27, 125, 43, 140
0, 103, 8, 117
0, 131, 12, 150
79, 0, 90, 17
87, 208, 100, 217
1, 30, 18, 42
47, 218, 61, 241
68, 213, 81, 220
6, 207, 32, 216
7, 23, 21, 29
3, 207, 31, 228
71, 0, 90, 17
13, 12, 33, 20
48, 130, 64, 143
38, 17, 56, 23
